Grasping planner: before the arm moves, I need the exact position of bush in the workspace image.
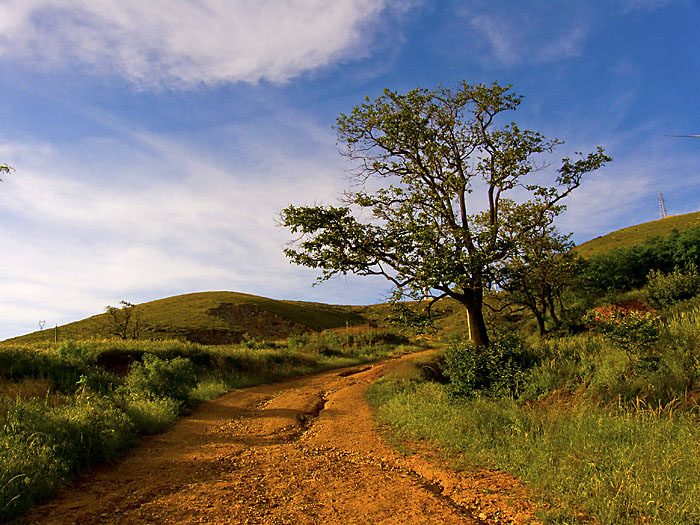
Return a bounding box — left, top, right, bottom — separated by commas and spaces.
120, 354, 196, 403
120, 394, 180, 434
644, 267, 700, 309
584, 305, 661, 353
444, 333, 536, 398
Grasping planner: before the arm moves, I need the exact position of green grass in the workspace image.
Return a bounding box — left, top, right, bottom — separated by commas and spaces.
0, 328, 419, 521
366, 299, 700, 523
575, 210, 700, 258
368, 378, 700, 524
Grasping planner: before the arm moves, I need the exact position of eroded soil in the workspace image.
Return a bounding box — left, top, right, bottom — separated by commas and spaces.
22, 352, 539, 524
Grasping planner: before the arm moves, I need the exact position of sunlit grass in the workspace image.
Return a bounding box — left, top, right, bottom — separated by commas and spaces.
0, 328, 417, 521
367, 299, 700, 524
368, 376, 700, 524
574, 210, 700, 258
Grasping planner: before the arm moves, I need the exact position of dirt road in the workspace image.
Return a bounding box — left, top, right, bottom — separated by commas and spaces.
22, 352, 537, 524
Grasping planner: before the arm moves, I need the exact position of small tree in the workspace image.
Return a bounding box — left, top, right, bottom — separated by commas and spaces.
496, 220, 580, 335
281, 81, 610, 347
105, 300, 141, 340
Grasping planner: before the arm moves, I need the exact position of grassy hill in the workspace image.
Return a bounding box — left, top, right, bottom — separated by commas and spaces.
4, 290, 470, 345
574, 210, 700, 258
4, 291, 371, 345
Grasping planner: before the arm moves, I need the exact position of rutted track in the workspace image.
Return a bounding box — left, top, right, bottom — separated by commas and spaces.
21, 352, 537, 524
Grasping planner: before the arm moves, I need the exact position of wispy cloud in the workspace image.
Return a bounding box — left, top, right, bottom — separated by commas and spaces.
622, 0, 674, 12
0, 0, 397, 87
558, 133, 700, 243
0, 114, 390, 339
457, 4, 590, 67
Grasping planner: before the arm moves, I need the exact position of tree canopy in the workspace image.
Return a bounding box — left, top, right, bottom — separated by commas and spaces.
281, 81, 610, 347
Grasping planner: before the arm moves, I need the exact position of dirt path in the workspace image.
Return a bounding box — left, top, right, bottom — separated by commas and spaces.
22, 352, 538, 524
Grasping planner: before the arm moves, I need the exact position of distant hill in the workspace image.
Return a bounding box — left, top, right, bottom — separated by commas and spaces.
4, 290, 470, 345
574, 211, 700, 258
4, 291, 372, 345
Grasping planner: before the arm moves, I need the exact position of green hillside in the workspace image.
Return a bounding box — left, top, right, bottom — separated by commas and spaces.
574, 211, 700, 258
4, 290, 470, 345
4, 291, 376, 345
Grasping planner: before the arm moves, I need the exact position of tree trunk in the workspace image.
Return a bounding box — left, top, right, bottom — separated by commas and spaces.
547, 296, 560, 327
534, 310, 546, 336
462, 293, 490, 348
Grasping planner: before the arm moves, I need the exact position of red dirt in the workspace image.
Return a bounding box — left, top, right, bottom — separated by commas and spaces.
21, 352, 539, 524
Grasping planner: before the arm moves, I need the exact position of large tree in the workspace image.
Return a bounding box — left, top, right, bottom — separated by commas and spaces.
281, 82, 610, 347
0, 164, 11, 180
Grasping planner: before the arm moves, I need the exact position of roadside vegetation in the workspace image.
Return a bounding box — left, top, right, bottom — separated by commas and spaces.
368, 224, 700, 524
0, 327, 415, 521
274, 80, 700, 523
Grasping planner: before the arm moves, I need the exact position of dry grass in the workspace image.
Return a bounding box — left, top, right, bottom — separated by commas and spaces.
0, 377, 50, 399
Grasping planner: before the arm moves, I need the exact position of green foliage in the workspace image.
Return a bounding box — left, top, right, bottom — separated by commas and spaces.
387, 303, 436, 334
0, 393, 134, 520
119, 394, 180, 434
0, 164, 12, 181
0, 342, 112, 394
444, 333, 536, 398
579, 225, 700, 296
282, 81, 610, 348
584, 306, 661, 354
497, 222, 581, 335
288, 328, 409, 358
645, 267, 700, 309
120, 353, 197, 403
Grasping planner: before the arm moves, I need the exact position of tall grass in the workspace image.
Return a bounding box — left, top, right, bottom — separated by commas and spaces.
0, 328, 415, 521
368, 375, 700, 523
366, 302, 700, 523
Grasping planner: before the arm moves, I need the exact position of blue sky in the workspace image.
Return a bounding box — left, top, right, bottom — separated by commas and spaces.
0, 0, 699, 339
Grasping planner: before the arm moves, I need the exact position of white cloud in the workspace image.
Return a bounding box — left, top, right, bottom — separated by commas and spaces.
0, 115, 393, 339
0, 0, 394, 87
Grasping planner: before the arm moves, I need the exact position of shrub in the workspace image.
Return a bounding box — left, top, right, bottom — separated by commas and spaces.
120, 394, 180, 434
120, 354, 196, 403
286, 332, 310, 351
56, 341, 94, 366
644, 267, 700, 309
444, 333, 536, 398
584, 304, 660, 353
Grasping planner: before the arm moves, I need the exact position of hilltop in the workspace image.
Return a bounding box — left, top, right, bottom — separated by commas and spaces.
4, 290, 468, 345
4, 291, 369, 344
574, 210, 700, 257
